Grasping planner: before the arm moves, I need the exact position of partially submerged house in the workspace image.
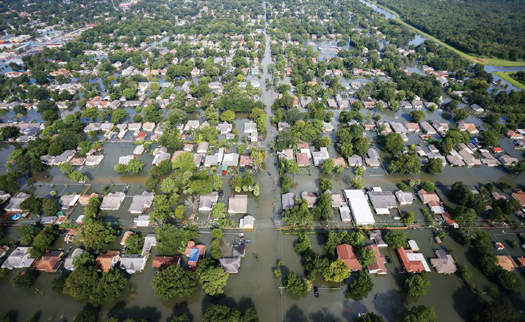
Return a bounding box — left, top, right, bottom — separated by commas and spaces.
368, 190, 397, 215
228, 195, 248, 214
199, 192, 219, 212
100, 192, 126, 211
337, 244, 362, 271
1, 247, 35, 269
397, 247, 431, 273
129, 192, 154, 214
430, 250, 456, 274
367, 245, 387, 275
95, 251, 120, 272
120, 255, 147, 274
35, 251, 63, 273
5, 192, 31, 212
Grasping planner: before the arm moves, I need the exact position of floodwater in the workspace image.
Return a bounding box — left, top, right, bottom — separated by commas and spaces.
1, 1, 525, 322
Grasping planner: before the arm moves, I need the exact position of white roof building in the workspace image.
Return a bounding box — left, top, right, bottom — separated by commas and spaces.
1, 247, 35, 269
343, 190, 375, 226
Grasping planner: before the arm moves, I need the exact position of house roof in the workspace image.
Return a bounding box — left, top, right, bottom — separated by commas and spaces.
220, 257, 241, 273
397, 248, 431, 273
344, 190, 375, 225
369, 191, 397, 211
35, 251, 63, 273
296, 153, 310, 166
511, 191, 525, 207
430, 250, 456, 274
199, 192, 219, 211
367, 244, 387, 274
152, 256, 180, 270
100, 192, 126, 211
395, 191, 414, 204
337, 244, 362, 271
95, 250, 120, 273
119, 255, 146, 273
369, 230, 387, 246
129, 192, 154, 214
228, 195, 248, 214
1, 247, 35, 269
497, 255, 518, 271
282, 193, 296, 210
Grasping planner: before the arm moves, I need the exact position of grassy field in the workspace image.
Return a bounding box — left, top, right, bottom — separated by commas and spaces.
371, 2, 525, 67
494, 72, 525, 90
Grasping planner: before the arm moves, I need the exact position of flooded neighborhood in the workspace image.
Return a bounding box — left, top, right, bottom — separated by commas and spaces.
0, 0, 525, 321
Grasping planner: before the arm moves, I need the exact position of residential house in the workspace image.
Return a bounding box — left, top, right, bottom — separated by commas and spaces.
53, 150, 76, 165
228, 195, 248, 214
152, 256, 180, 270
100, 192, 126, 211
369, 230, 387, 247
120, 255, 147, 274
95, 251, 120, 273
497, 255, 518, 272
1, 247, 35, 269
458, 122, 479, 136
367, 245, 387, 275
129, 192, 154, 214
35, 251, 63, 273
282, 193, 296, 210
197, 142, 209, 154
337, 244, 362, 271
152, 147, 171, 166
222, 153, 240, 167
59, 194, 80, 211
118, 155, 135, 165
500, 154, 518, 166
240, 215, 255, 229
278, 122, 290, 131
312, 147, 330, 166
368, 191, 397, 215
217, 122, 232, 134
244, 121, 258, 142
397, 247, 431, 273
301, 192, 317, 208
86, 155, 104, 166
199, 192, 219, 212
347, 155, 363, 167
296, 153, 310, 167
185, 241, 206, 269
5, 192, 31, 212
430, 250, 456, 274
64, 248, 84, 271
511, 191, 525, 207
395, 190, 414, 205
419, 121, 437, 135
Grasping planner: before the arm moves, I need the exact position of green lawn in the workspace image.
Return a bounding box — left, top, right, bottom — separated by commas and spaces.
372, 2, 525, 67
494, 72, 525, 90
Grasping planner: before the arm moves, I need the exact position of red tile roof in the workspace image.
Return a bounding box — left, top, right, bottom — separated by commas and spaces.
397, 248, 425, 273
337, 244, 362, 271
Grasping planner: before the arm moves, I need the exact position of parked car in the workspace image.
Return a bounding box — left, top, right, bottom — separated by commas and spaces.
385, 256, 392, 264
313, 286, 319, 298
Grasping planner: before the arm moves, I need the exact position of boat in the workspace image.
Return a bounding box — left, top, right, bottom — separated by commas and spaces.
11, 214, 21, 220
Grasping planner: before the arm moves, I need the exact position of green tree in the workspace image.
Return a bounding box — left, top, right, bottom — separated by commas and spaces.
12, 268, 38, 289
320, 158, 335, 174
173, 151, 196, 172
210, 239, 223, 259
20, 196, 42, 215
397, 305, 437, 322
18, 225, 41, 245
69, 171, 88, 182
384, 133, 404, 154
322, 259, 351, 283
91, 269, 128, 306
212, 202, 227, 219
359, 247, 377, 266
127, 159, 146, 174
125, 232, 144, 255
111, 109, 127, 124
294, 232, 312, 254
426, 158, 443, 174
385, 231, 408, 249
402, 212, 415, 225
153, 265, 197, 300
345, 271, 373, 300
30, 225, 59, 258
203, 305, 241, 322
404, 274, 430, 299
349, 175, 365, 189
284, 272, 309, 295
174, 205, 186, 220
155, 224, 199, 254
42, 198, 58, 216
409, 110, 425, 123
220, 110, 235, 122
198, 265, 229, 296
387, 153, 421, 174
313, 192, 333, 220
76, 220, 118, 251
